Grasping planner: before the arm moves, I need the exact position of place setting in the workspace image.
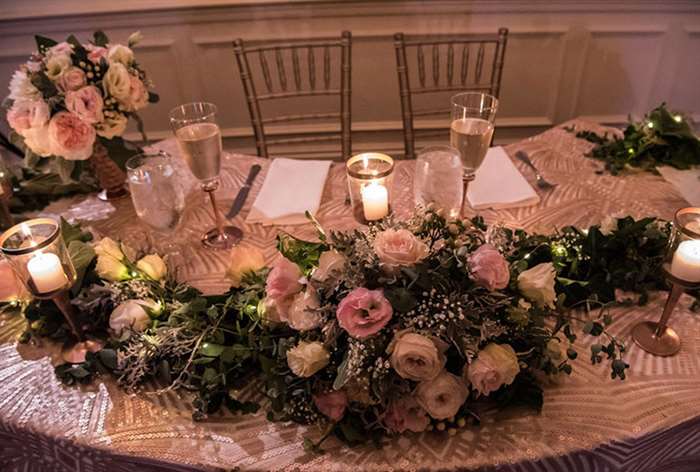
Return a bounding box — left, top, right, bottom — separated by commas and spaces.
0, 22, 699, 472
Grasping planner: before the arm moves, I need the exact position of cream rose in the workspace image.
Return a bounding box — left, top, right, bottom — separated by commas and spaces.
225, 246, 265, 288
311, 250, 346, 283
94, 237, 125, 260
45, 54, 73, 82
136, 254, 167, 281
109, 299, 157, 337
286, 288, 322, 331
466, 343, 520, 397
102, 63, 132, 101
65, 85, 104, 124
94, 237, 129, 281
47, 112, 96, 161
23, 125, 53, 157
415, 371, 468, 420
373, 228, 429, 268
286, 341, 330, 377
123, 75, 149, 111
388, 330, 446, 381
96, 113, 128, 139
517, 262, 557, 308
56, 67, 86, 92
107, 44, 134, 65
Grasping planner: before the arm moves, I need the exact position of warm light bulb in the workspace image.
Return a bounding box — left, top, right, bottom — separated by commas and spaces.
674, 115, 682, 123
647, 122, 654, 129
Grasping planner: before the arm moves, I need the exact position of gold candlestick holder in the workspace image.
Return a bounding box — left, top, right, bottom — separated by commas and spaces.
0, 218, 82, 340
632, 207, 700, 357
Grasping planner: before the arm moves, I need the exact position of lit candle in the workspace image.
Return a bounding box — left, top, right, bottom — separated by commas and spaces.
670, 240, 700, 282
27, 251, 68, 293
361, 182, 389, 221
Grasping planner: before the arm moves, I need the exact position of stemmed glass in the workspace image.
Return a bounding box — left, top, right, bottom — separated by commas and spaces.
168, 102, 242, 249
450, 92, 499, 195
126, 151, 186, 259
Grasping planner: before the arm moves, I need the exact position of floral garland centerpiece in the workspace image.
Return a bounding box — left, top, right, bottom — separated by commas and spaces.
2, 30, 159, 201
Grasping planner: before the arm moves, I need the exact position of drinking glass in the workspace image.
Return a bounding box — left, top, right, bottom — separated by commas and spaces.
450, 92, 498, 184
414, 146, 463, 219
126, 151, 186, 256
169, 102, 242, 249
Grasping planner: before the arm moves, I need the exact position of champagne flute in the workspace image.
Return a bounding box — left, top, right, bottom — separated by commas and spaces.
169, 102, 242, 249
450, 92, 499, 186
126, 151, 186, 260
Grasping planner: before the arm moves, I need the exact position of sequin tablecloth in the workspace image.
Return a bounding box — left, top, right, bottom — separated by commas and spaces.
2, 120, 700, 472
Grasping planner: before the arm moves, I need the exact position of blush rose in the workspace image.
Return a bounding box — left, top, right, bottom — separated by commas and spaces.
373, 228, 429, 268
48, 111, 96, 161
468, 244, 510, 291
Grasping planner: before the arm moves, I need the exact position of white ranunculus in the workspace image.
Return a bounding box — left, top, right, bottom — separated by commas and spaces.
102, 62, 131, 101
109, 299, 157, 337
465, 343, 520, 397
107, 44, 134, 65
517, 262, 557, 308
136, 254, 167, 281
286, 341, 329, 377
8, 69, 41, 101
286, 288, 322, 331
225, 246, 265, 288
415, 371, 468, 420
23, 124, 53, 157
599, 215, 618, 236
45, 54, 73, 82
311, 250, 346, 283
96, 112, 128, 139
388, 330, 446, 381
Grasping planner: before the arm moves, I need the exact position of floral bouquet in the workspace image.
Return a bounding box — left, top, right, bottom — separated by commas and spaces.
2, 31, 158, 200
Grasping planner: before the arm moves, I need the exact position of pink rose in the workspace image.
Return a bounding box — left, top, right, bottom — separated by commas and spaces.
6, 100, 50, 136
313, 390, 348, 422
86, 44, 108, 63
265, 257, 303, 302
57, 67, 86, 92
468, 244, 510, 291
123, 75, 149, 111
383, 396, 430, 433
48, 112, 96, 161
336, 287, 392, 338
466, 343, 520, 397
65, 86, 104, 124
373, 229, 429, 268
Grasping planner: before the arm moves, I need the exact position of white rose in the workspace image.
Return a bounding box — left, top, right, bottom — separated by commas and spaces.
286, 341, 329, 377
109, 299, 157, 337
107, 44, 134, 65
388, 330, 446, 381
599, 215, 618, 236
102, 63, 132, 101
45, 54, 73, 82
311, 250, 346, 283
225, 246, 265, 288
415, 371, 468, 420
136, 254, 167, 280
466, 343, 520, 397
8, 69, 41, 101
286, 288, 322, 331
517, 262, 557, 308
96, 113, 128, 139
23, 124, 53, 157
94, 237, 125, 260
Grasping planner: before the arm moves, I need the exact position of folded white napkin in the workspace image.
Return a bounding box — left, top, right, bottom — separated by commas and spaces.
657, 166, 700, 206
246, 158, 331, 226
467, 147, 540, 210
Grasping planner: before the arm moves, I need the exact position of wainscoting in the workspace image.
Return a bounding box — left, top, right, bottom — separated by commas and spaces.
1, 0, 699, 158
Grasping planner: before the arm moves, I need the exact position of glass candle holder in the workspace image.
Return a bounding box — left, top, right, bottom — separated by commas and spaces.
632, 207, 700, 356
346, 153, 394, 224
0, 154, 13, 229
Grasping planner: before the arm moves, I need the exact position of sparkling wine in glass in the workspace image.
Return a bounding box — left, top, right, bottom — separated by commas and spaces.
169, 102, 242, 249
450, 92, 498, 184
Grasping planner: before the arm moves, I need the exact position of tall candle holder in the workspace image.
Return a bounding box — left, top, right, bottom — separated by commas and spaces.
346, 153, 394, 224
631, 207, 700, 356
0, 218, 81, 340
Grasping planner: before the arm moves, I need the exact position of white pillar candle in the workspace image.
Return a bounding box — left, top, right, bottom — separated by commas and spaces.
361, 182, 389, 221
670, 240, 700, 282
27, 252, 68, 293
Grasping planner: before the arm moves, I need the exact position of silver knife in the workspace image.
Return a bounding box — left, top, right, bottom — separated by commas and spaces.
227, 164, 261, 218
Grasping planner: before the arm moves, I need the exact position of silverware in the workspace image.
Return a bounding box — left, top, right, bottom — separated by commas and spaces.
515, 151, 557, 190
227, 164, 261, 218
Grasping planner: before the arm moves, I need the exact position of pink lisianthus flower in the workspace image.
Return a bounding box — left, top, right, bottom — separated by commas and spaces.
336, 287, 393, 338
